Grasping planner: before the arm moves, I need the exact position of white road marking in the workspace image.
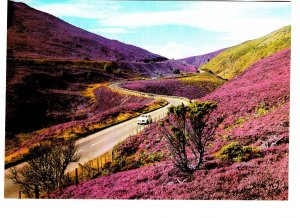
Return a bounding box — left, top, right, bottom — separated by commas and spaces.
90, 138, 106, 147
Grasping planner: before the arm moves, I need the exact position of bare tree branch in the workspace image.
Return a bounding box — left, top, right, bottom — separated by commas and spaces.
6, 139, 80, 198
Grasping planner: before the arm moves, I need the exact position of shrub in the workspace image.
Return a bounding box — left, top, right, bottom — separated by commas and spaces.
160, 101, 222, 173
104, 63, 113, 74
172, 68, 180, 74
138, 151, 164, 165
215, 142, 261, 162
255, 103, 270, 117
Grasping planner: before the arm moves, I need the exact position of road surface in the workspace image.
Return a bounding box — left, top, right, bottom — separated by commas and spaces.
4, 82, 189, 198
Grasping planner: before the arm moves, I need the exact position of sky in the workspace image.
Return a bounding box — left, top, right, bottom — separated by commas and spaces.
16, 0, 291, 59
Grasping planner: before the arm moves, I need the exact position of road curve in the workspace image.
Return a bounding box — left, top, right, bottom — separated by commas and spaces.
4, 82, 189, 198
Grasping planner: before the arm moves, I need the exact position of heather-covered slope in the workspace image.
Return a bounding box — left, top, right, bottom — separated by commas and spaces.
5, 1, 196, 153
179, 48, 226, 68
117, 60, 196, 77
54, 48, 290, 199
5, 85, 165, 167
201, 25, 291, 79
121, 72, 226, 99
7, 1, 166, 62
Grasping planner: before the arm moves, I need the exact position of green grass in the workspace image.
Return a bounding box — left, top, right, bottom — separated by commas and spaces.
178, 72, 226, 89
201, 25, 291, 80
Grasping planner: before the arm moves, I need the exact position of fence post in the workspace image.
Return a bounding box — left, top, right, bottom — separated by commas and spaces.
67, 172, 70, 186
97, 158, 100, 174
80, 165, 84, 182
34, 185, 39, 199
75, 168, 79, 185
90, 161, 94, 177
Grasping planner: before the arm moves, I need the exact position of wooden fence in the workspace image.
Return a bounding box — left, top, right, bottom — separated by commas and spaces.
67, 149, 113, 185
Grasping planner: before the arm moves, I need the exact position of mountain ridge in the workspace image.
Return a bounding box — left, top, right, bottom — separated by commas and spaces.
178, 48, 226, 68
7, 1, 167, 62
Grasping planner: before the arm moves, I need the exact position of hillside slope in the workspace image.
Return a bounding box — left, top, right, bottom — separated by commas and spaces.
121, 72, 226, 100
7, 1, 166, 62
54, 48, 290, 200
5, 1, 196, 144
179, 48, 226, 68
201, 25, 291, 79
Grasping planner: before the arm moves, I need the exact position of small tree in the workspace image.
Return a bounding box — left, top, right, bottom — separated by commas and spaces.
104, 62, 117, 74
172, 68, 180, 74
160, 102, 221, 173
104, 63, 113, 74
6, 139, 80, 198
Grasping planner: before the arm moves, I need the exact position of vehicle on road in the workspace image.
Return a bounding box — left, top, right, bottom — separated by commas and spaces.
137, 114, 152, 125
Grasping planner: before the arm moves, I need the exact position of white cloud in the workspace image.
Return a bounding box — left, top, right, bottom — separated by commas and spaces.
144, 42, 202, 59
97, 2, 290, 43
90, 27, 129, 34
31, 1, 290, 36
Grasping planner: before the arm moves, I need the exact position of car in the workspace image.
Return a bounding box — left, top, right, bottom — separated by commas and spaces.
137, 114, 152, 125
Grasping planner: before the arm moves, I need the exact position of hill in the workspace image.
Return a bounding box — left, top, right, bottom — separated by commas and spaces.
6, 1, 196, 144
54, 48, 290, 200
200, 25, 291, 80
179, 48, 226, 68
7, 1, 167, 62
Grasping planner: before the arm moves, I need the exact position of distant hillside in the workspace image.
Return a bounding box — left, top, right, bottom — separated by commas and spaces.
7, 1, 167, 62
201, 25, 291, 79
179, 48, 226, 68
121, 72, 226, 100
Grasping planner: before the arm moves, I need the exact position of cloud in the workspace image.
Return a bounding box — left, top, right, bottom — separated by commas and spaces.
144, 42, 202, 59
31, 1, 290, 33
90, 27, 129, 34
97, 2, 290, 42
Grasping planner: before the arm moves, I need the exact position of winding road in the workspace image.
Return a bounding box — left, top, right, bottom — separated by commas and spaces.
4, 82, 189, 198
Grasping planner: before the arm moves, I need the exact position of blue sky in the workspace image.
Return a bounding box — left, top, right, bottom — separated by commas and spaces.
19, 0, 290, 59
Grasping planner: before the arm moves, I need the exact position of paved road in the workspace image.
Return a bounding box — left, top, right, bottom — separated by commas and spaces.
4, 82, 189, 198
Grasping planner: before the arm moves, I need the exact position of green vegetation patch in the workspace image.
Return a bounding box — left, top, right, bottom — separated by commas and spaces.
178, 72, 226, 91
101, 146, 165, 176
215, 142, 262, 162
201, 25, 291, 80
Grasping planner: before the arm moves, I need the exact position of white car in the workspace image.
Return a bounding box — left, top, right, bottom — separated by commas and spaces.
137, 114, 152, 125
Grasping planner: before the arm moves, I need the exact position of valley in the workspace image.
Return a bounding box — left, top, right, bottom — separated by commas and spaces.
4, 1, 291, 200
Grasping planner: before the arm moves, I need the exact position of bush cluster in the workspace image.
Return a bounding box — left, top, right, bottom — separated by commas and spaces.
215, 142, 261, 162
